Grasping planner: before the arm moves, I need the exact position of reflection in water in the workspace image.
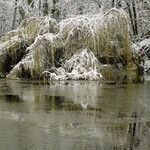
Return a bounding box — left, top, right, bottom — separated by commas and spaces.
127, 112, 150, 150
36, 95, 84, 112
0, 79, 150, 150
0, 95, 22, 103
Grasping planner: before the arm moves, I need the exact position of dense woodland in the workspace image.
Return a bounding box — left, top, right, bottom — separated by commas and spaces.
0, 0, 150, 83
0, 0, 149, 38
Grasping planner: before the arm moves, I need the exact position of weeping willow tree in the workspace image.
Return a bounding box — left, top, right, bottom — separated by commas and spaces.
0, 8, 143, 83
57, 8, 136, 83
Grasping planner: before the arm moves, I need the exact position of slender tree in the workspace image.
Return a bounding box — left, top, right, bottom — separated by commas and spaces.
132, 0, 138, 35
12, 0, 18, 30
125, 0, 138, 36
39, 0, 42, 16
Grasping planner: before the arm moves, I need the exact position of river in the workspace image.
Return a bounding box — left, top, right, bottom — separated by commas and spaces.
0, 77, 150, 150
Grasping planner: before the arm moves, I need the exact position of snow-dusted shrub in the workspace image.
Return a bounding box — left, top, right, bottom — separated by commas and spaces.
1, 8, 142, 82
0, 16, 59, 77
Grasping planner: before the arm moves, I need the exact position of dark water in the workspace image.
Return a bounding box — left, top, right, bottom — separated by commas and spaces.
0, 77, 150, 150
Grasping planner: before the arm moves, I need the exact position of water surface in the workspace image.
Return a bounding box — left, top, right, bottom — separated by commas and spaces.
0, 78, 150, 150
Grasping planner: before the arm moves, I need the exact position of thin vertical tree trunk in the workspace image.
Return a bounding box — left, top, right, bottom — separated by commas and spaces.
132, 0, 138, 35
39, 0, 41, 16
126, 1, 135, 36
12, 0, 18, 30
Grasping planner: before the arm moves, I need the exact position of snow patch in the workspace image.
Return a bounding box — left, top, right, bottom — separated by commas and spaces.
144, 60, 150, 73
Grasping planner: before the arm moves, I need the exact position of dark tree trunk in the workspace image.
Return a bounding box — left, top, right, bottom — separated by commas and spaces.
126, 1, 135, 36
132, 0, 138, 35
126, 0, 138, 36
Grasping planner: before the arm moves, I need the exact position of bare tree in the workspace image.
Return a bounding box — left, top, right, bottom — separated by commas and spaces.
125, 0, 138, 36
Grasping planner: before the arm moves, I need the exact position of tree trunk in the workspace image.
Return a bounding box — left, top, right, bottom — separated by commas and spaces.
126, 0, 138, 36
39, 0, 41, 16
132, 0, 138, 35
126, 1, 135, 36
12, 0, 18, 30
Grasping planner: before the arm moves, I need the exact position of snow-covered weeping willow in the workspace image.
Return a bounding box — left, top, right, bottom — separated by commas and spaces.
0, 8, 136, 82
58, 8, 130, 56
